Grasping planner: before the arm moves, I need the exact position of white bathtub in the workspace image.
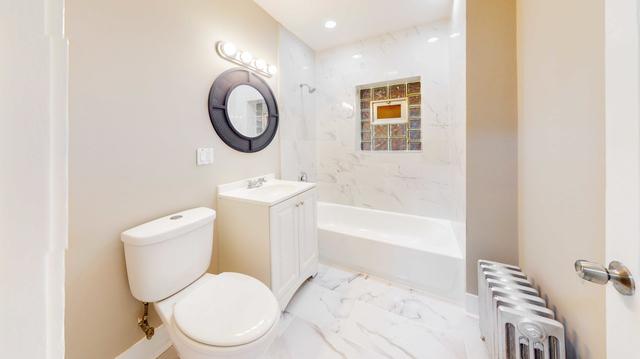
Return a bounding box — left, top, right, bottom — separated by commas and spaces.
318, 202, 465, 303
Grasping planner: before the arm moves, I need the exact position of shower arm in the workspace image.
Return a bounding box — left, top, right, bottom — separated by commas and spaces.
299, 83, 316, 93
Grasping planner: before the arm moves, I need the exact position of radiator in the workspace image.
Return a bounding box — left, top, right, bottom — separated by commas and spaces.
478, 260, 566, 359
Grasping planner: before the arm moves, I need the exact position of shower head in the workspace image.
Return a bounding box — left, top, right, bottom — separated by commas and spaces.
300, 83, 316, 93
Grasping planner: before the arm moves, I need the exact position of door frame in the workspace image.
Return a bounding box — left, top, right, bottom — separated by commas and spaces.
2, 0, 68, 357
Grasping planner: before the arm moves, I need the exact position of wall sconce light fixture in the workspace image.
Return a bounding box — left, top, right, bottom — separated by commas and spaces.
216, 41, 276, 78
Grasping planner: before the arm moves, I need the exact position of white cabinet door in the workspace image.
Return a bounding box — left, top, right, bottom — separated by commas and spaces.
270, 197, 300, 303
298, 189, 318, 278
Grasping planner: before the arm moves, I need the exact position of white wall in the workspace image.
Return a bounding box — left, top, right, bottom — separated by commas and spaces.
279, 27, 317, 181
0, 0, 68, 357
315, 21, 463, 219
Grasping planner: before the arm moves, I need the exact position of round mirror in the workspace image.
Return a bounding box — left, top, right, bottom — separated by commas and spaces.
209, 68, 279, 153
226, 85, 269, 138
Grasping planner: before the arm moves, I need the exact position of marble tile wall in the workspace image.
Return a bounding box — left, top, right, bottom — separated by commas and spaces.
278, 27, 317, 182
315, 21, 462, 219
449, 0, 467, 251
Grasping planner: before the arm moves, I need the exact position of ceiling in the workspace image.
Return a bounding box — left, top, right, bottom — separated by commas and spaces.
253, 0, 453, 51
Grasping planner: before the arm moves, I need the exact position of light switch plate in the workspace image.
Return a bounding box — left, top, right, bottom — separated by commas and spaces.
197, 147, 214, 166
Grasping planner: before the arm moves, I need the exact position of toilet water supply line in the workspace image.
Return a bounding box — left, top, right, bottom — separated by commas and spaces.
139, 302, 155, 339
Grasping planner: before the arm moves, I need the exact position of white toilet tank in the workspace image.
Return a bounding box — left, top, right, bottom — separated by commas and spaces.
121, 207, 216, 302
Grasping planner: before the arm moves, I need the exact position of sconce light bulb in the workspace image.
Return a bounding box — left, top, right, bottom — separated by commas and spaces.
255, 58, 267, 70
267, 65, 277, 75
240, 51, 253, 64
221, 42, 237, 57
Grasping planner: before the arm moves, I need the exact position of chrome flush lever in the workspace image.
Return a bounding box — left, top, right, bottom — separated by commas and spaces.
574, 260, 635, 295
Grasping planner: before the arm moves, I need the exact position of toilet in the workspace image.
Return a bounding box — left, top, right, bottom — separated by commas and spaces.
121, 207, 280, 359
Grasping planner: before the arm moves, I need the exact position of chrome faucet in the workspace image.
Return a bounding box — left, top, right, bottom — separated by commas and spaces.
247, 177, 267, 189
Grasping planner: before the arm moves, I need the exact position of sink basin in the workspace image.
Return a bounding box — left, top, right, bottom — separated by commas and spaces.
249, 183, 300, 197
217, 176, 316, 206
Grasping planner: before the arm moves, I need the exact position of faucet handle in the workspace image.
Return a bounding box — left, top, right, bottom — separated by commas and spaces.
247, 177, 267, 188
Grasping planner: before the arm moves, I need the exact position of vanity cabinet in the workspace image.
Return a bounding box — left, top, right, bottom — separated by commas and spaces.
217, 186, 318, 309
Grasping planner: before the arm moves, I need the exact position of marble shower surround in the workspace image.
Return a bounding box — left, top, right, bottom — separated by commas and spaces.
279, 27, 317, 182
315, 21, 459, 219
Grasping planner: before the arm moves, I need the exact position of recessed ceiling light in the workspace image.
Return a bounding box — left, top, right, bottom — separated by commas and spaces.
324, 20, 337, 29
352, 53, 362, 59
450, 32, 461, 38
427, 37, 439, 43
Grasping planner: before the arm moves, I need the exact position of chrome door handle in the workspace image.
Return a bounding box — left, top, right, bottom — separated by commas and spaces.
574, 260, 635, 295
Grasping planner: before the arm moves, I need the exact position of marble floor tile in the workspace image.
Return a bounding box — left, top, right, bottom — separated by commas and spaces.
159, 263, 489, 359
337, 301, 466, 359
313, 264, 363, 291
266, 263, 490, 359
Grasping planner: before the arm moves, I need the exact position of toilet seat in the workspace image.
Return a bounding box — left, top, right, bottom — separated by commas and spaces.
173, 272, 279, 347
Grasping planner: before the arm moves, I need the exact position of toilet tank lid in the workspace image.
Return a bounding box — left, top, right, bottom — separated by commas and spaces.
121, 207, 216, 246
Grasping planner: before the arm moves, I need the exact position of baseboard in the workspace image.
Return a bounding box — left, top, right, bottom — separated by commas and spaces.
115, 325, 171, 359
465, 292, 479, 318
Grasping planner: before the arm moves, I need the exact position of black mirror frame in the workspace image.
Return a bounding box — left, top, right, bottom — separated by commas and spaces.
208, 68, 279, 153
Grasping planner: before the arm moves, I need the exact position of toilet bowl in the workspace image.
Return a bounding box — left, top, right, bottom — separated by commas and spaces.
121, 207, 280, 359
156, 273, 280, 359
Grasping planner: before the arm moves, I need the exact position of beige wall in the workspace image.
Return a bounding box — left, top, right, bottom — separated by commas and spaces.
466, 0, 519, 294
517, 1, 605, 358
65, 0, 280, 358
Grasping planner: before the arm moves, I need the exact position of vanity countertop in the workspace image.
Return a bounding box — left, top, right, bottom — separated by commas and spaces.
217, 174, 316, 206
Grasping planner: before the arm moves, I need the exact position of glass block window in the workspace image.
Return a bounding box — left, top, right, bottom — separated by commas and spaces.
359, 78, 421, 151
